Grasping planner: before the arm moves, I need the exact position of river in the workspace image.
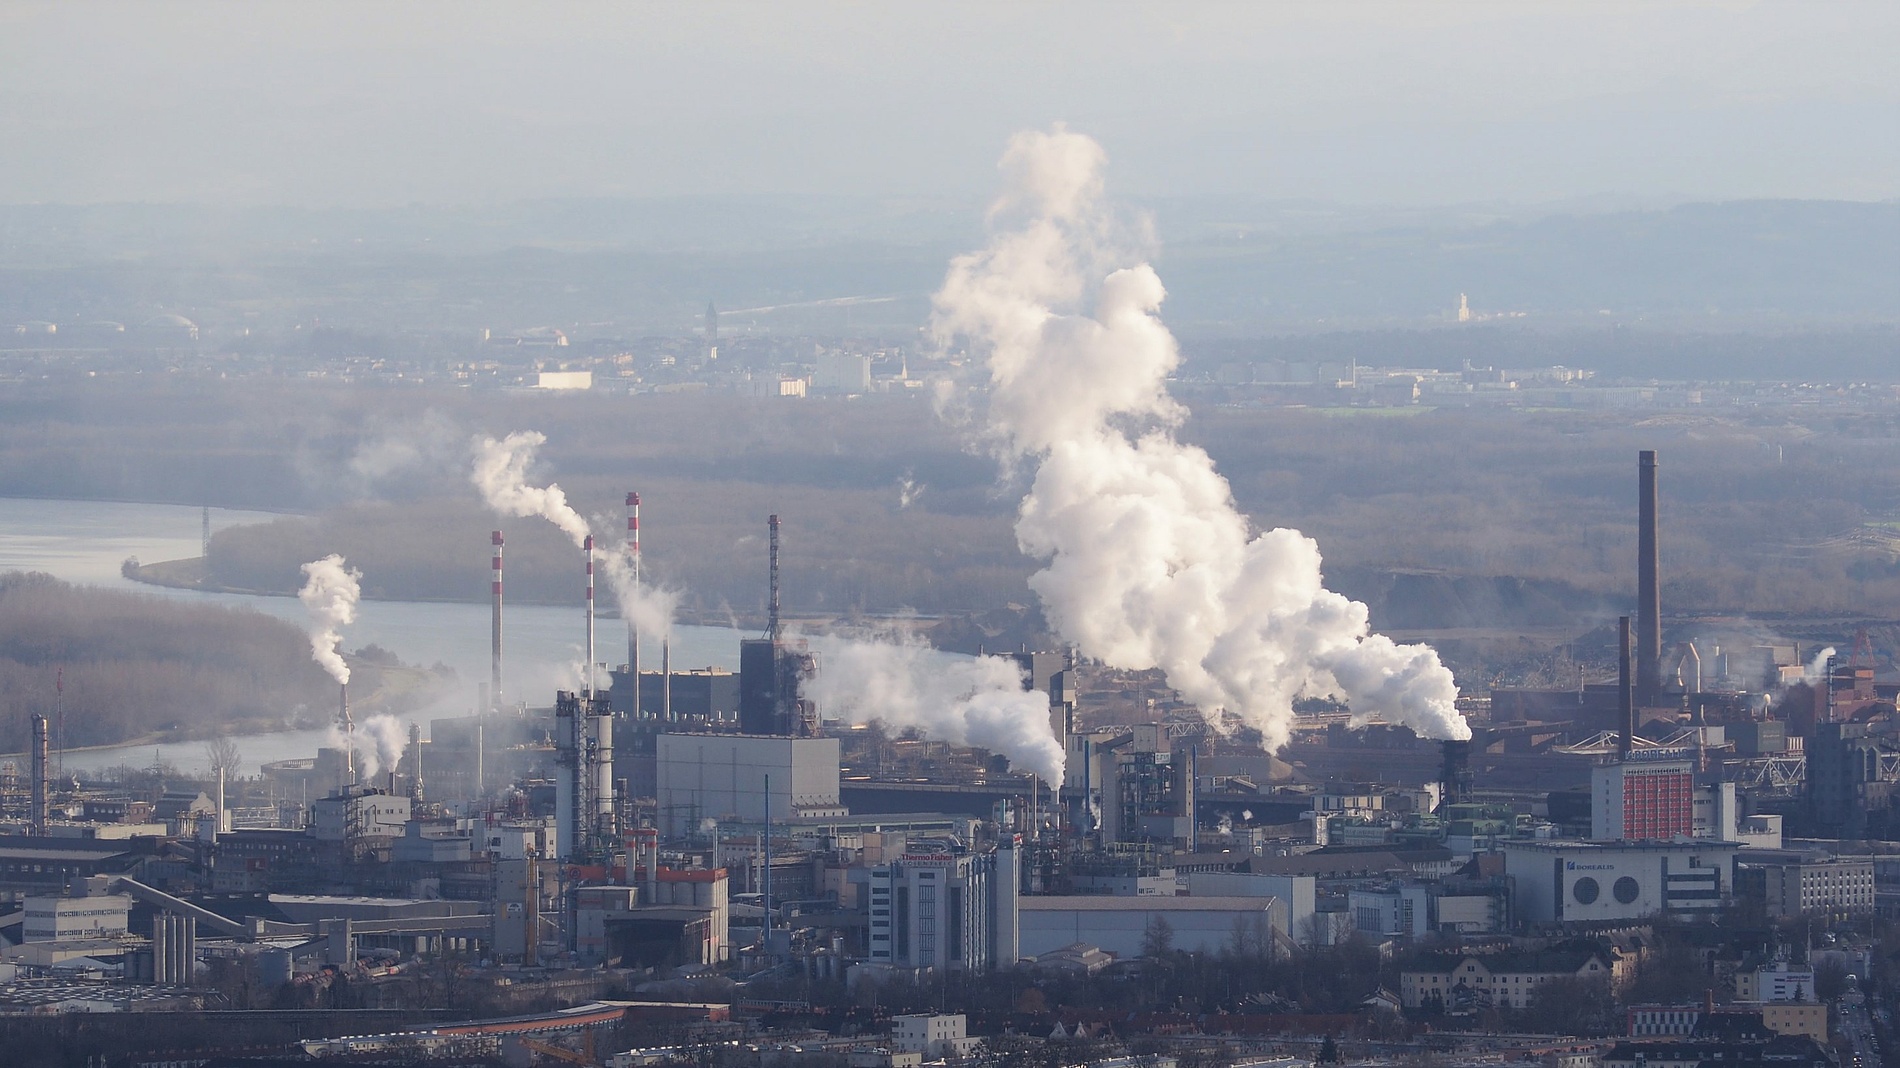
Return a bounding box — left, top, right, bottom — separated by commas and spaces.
0, 497, 743, 776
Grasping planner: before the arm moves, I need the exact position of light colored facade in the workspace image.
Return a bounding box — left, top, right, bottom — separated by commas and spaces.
892, 1014, 981, 1059
1184, 872, 1315, 945
311, 790, 411, 842
22, 894, 130, 943
1348, 884, 1432, 938
1737, 962, 1817, 1002
1018, 896, 1283, 960
867, 850, 1005, 972
1502, 839, 1738, 924
1750, 853, 1876, 919
1627, 1003, 1826, 1041
1401, 949, 1615, 1010
1758, 1002, 1828, 1039
655, 734, 843, 837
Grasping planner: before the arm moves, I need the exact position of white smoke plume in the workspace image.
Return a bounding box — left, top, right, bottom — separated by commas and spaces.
801, 630, 1066, 787
297, 554, 361, 685
897, 471, 926, 510
1802, 647, 1838, 682
596, 550, 681, 640
469, 430, 680, 644
357, 713, 407, 778
932, 127, 1469, 752
469, 431, 591, 546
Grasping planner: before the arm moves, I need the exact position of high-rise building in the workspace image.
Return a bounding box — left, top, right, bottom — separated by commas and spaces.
866, 844, 1016, 972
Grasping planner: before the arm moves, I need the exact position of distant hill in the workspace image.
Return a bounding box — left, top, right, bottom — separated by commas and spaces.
4, 198, 1899, 364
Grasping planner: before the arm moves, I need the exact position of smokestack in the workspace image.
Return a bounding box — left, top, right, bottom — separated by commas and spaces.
491, 531, 504, 712
768, 514, 782, 642
1439, 739, 1472, 807
1618, 615, 1634, 760
29, 713, 47, 835
627, 492, 640, 701
662, 638, 672, 722
340, 683, 355, 785
1638, 450, 1662, 701
584, 535, 596, 696
408, 721, 424, 804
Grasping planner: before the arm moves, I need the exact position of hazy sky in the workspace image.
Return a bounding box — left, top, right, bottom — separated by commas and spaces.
3, 1, 1897, 208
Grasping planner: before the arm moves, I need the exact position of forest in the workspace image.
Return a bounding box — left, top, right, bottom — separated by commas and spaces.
10, 375, 1900, 640
0, 571, 437, 755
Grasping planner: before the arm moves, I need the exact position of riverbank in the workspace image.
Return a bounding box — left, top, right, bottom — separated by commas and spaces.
0, 659, 450, 772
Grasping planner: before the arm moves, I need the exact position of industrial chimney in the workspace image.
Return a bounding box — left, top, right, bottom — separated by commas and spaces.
626, 492, 641, 698
491, 531, 504, 712
339, 682, 355, 785
584, 534, 596, 696
1439, 739, 1473, 807
768, 513, 782, 642
29, 713, 48, 835
1638, 450, 1662, 701
1618, 614, 1634, 760
408, 721, 424, 805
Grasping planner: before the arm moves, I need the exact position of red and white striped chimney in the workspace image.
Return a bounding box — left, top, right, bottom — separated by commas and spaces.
491, 531, 504, 712
584, 534, 596, 696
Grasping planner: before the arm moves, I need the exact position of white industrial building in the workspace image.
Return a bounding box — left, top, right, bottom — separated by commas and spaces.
1503, 839, 1739, 924
1737, 962, 1818, 1003
1183, 872, 1316, 945
1742, 850, 1876, 919
866, 845, 1016, 971
22, 894, 130, 942
311, 789, 411, 842
892, 1014, 981, 1059
655, 734, 845, 837
1348, 884, 1433, 938
1018, 896, 1285, 960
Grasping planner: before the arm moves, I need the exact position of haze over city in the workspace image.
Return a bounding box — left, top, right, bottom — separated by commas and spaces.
0, 3, 1897, 1066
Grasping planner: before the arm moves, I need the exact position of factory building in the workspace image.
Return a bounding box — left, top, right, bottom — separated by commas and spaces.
1068, 723, 1196, 847
1805, 721, 1900, 838
1592, 754, 1695, 841
22, 893, 131, 942
1502, 839, 1739, 924
655, 734, 844, 837
1184, 871, 1317, 945
1018, 895, 1284, 961
864, 846, 1014, 972
609, 666, 741, 722
309, 788, 411, 843
1740, 850, 1876, 920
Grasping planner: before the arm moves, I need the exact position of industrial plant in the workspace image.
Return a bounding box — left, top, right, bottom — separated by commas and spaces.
0, 444, 1887, 1067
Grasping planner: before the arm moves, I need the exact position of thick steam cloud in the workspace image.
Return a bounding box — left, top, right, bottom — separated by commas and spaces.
297, 554, 361, 685
357, 713, 407, 778
802, 631, 1066, 787
932, 127, 1468, 752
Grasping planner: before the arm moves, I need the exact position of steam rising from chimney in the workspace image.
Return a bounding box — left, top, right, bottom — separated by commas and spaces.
932, 127, 1469, 751
297, 554, 361, 685
468, 431, 678, 644
357, 713, 407, 778
801, 630, 1066, 787
470, 431, 591, 545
